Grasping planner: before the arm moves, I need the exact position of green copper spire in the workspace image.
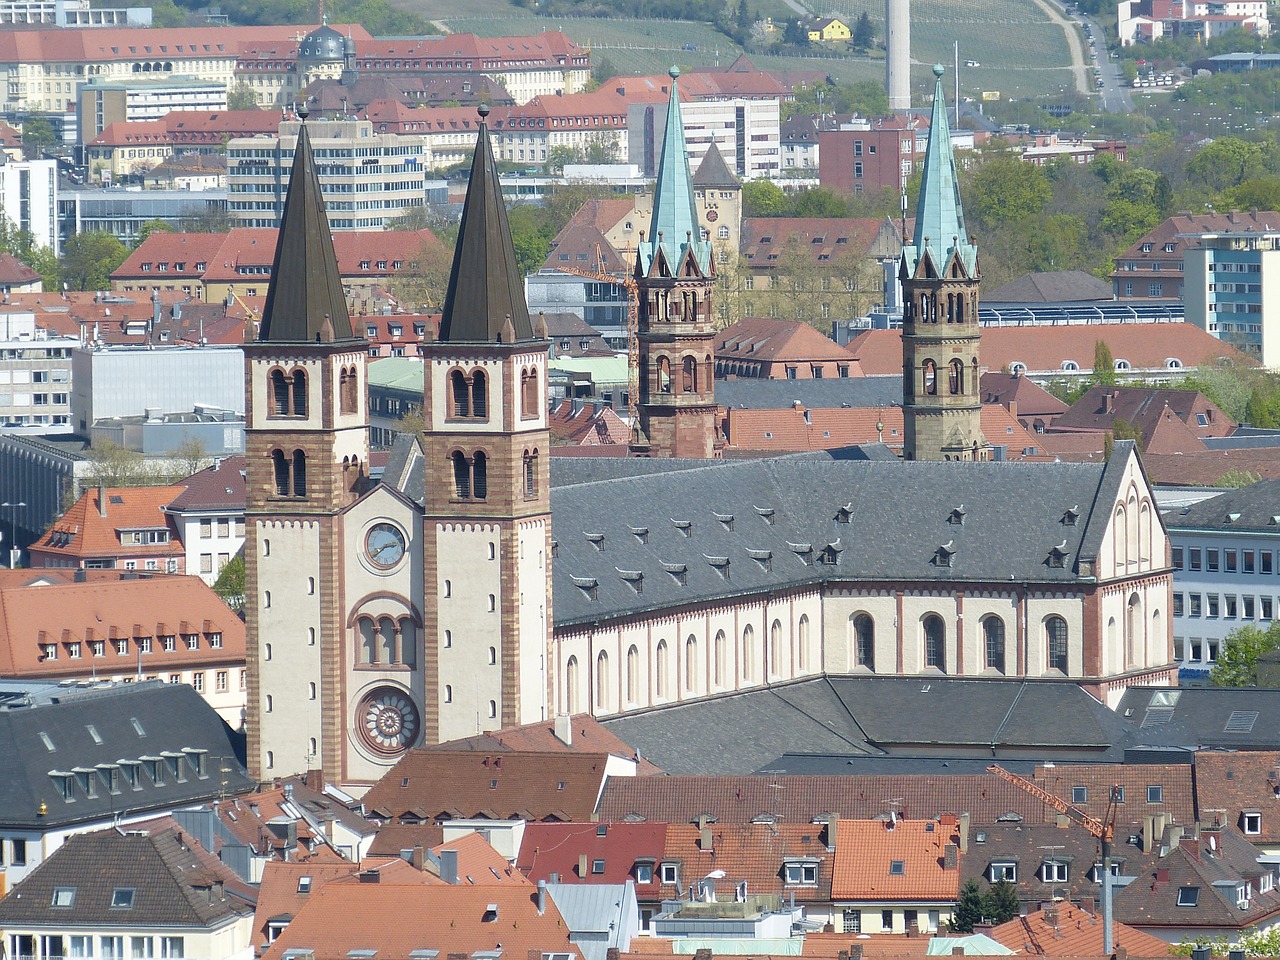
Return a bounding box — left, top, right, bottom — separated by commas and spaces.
639, 66, 711, 276
903, 65, 977, 277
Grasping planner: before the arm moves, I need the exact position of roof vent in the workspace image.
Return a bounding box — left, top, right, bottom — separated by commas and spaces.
570, 576, 598, 601
948, 505, 966, 524
1226, 512, 1241, 523
617, 569, 643, 594
713, 512, 734, 530
671, 519, 692, 537
629, 526, 648, 543
788, 542, 813, 565
935, 541, 956, 567
835, 504, 853, 523
747, 548, 772, 571
705, 555, 730, 580
584, 532, 604, 551
661, 561, 688, 586
754, 506, 776, 525
1048, 541, 1069, 568
1062, 506, 1079, 526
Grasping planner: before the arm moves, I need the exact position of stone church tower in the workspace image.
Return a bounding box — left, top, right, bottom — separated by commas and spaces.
900, 65, 987, 462
419, 104, 554, 744
243, 113, 371, 781
631, 67, 721, 459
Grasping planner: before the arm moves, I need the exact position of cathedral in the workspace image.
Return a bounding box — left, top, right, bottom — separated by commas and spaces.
244, 71, 1175, 791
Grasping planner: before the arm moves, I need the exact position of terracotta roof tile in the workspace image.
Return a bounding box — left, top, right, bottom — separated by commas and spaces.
1193, 750, 1280, 843
987, 903, 1174, 957
1031, 763, 1196, 828
715, 318, 862, 366
517, 822, 667, 890
661, 822, 834, 903
831, 819, 962, 901
30, 484, 184, 562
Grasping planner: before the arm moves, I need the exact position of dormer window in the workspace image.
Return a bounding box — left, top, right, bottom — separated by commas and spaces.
784, 860, 819, 885
1040, 860, 1068, 883
989, 862, 1017, 882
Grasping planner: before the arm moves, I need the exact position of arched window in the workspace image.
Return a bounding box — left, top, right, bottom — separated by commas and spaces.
473, 451, 488, 500
291, 369, 307, 418
923, 615, 946, 671
682, 356, 697, 394
984, 616, 1005, 673
450, 369, 470, 418
657, 356, 672, 394
685, 634, 698, 691
742, 624, 755, 681
595, 650, 609, 711
399, 620, 416, 667
769, 619, 782, 676
655, 639, 668, 697
713, 630, 726, 686
292, 450, 307, 497
378, 616, 397, 663
340, 366, 358, 414
797, 615, 810, 671
923, 359, 937, 396
269, 368, 289, 417
522, 368, 538, 417
452, 451, 470, 499
1047, 615, 1069, 672
1126, 593, 1142, 667
625, 645, 639, 704
565, 656, 579, 714
852, 614, 874, 671
471, 369, 488, 419
949, 359, 964, 395
272, 449, 289, 497
524, 450, 538, 498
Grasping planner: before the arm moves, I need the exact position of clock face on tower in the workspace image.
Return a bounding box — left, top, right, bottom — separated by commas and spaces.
365, 522, 406, 568
357, 687, 420, 756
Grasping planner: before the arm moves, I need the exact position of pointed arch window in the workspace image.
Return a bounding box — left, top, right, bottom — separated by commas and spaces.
923, 359, 938, 396
565, 655, 580, 714
682, 356, 697, 394
684, 634, 698, 691
949, 359, 964, 395
596, 650, 610, 711
291, 370, 307, 418
655, 639, 668, 697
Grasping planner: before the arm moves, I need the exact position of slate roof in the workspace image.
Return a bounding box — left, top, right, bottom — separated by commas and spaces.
0, 681, 253, 829
259, 120, 354, 343
439, 106, 533, 343
1113, 686, 1280, 752
361, 750, 610, 822
549, 452, 1135, 628
1163, 479, 1280, 532
831, 818, 962, 901
715, 377, 902, 411
692, 141, 741, 189
599, 676, 1137, 775
0, 822, 256, 928
987, 903, 1174, 957
165, 456, 247, 512
984, 271, 1114, 303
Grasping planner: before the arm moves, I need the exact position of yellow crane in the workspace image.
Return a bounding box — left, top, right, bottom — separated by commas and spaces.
554, 243, 640, 426
987, 764, 1122, 953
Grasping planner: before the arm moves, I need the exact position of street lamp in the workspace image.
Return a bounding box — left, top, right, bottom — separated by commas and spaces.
1, 501, 26, 569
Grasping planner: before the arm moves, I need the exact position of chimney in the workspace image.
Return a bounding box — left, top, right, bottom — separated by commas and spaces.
1115, 949, 1128, 960
1043, 905, 1058, 927
1191, 948, 1210, 960
536, 879, 547, 915
578, 854, 589, 878
952, 950, 965, 956
943, 843, 958, 870
838, 952, 849, 960
1180, 837, 1200, 861
412, 844, 426, 870
440, 848, 458, 884
530, 952, 543, 960
606, 951, 620, 960
699, 827, 714, 851
958, 812, 970, 853
98, 482, 107, 517
553, 713, 572, 746
906, 924, 919, 939
1155, 867, 1170, 883
1229, 951, 1246, 960
1079, 897, 1095, 915
825, 819, 837, 852
849, 947, 863, 960
693, 951, 712, 960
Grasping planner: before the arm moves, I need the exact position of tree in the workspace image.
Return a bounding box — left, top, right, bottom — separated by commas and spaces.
1209, 621, 1280, 686
173, 435, 210, 479
389, 233, 454, 312
227, 81, 262, 111
84, 439, 157, 487
178, 206, 233, 233
742, 180, 787, 217
212, 553, 245, 612
1092, 340, 1117, 386
950, 878, 986, 934
60, 231, 129, 291
1216, 468, 1262, 488
965, 157, 1052, 229
134, 219, 172, 249
19, 115, 58, 159
985, 880, 1021, 925
852, 11, 875, 48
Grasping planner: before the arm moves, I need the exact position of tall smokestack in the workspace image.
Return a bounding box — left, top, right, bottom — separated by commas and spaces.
886, 0, 910, 111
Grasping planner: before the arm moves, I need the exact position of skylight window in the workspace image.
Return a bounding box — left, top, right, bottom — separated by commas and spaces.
111, 888, 135, 909
889, 861, 905, 875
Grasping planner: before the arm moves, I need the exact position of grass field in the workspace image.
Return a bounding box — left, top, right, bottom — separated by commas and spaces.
396, 0, 1081, 101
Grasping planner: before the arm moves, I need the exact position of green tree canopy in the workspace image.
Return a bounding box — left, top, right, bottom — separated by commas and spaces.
950, 879, 986, 934
965, 157, 1052, 229
1093, 339, 1117, 386
212, 553, 245, 612
743, 180, 787, 217
1210, 621, 1280, 686
1185, 136, 1275, 195
60, 231, 129, 291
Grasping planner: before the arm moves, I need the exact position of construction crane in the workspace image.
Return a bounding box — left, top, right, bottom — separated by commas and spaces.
554, 243, 640, 426
988, 764, 1121, 954
227, 291, 262, 342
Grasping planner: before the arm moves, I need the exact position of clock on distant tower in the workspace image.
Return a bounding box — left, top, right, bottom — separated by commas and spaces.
365, 522, 406, 568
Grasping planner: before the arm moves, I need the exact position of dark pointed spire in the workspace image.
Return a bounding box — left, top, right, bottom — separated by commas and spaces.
259, 111, 354, 342
438, 103, 533, 343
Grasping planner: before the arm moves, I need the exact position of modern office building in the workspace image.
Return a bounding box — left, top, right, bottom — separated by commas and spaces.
0, 160, 59, 255
76, 75, 227, 146
0, 311, 76, 434
1183, 228, 1280, 366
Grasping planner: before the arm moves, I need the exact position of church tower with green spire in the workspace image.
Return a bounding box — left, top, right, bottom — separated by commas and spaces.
900, 65, 987, 462
631, 67, 721, 459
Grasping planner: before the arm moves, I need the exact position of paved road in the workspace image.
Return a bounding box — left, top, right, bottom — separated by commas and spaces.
1051, 0, 1133, 112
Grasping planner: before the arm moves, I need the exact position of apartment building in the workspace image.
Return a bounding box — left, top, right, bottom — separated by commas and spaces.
0, 311, 76, 434
1183, 228, 1280, 366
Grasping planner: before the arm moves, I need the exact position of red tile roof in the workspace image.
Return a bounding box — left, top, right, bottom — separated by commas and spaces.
847, 324, 1254, 377
830, 819, 962, 901
437, 712, 659, 772
715, 317, 863, 367
0, 24, 370, 64
0, 253, 42, 286
1192, 751, 1280, 844
988, 903, 1174, 957
31, 484, 184, 563
0, 573, 244, 676
661, 822, 835, 903
517, 822, 667, 889
548, 400, 630, 445
260, 880, 580, 960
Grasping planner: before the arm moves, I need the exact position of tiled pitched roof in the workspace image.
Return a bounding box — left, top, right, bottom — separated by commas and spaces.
831, 819, 962, 901
1113, 211, 1280, 266
253, 860, 364, 944
979, 372, 1069, 419
366, 821, 445, 857
1192, 751, 1280, 842
1031, 763, 1196, 828
542, 219, 629, 274
435, 712, 657, 771
987, 903, 1174, 957
984, 271, 1113, 303
715, 317, 861, 365
549, 400, 630, 445
361, 750, 610, 822
0, 822, 255, 927
1052, 386, 1233, 440
31, 483, 184, 559
260, 881, 580, 960
0, 574, 244, 676
0, 24, 368, 64
661, 822, 834, 903
0, 252, 41, 285
166, 456, 247, 512
742, 218, 889, 266
846, 324, 1254, 376
517, 822, 667, 889
1141, 449, 1280, 484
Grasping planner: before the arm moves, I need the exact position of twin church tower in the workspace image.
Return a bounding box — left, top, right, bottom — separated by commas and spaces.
243, 67, 982, 788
